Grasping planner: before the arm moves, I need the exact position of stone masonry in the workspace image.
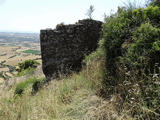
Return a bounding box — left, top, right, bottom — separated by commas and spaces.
40, 19, 102, 78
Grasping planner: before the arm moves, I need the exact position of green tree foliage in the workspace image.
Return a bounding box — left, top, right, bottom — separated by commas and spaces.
127, 23, 160, 71
102, 3, 160, 119
103, 4, 160, 75
149, 0, 160, 6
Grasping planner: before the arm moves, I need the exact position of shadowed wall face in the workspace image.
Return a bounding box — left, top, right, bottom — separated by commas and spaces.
40, 19, 102, 78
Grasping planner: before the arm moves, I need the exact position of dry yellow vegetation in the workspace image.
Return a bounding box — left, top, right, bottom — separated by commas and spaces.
0, 56, 132, 120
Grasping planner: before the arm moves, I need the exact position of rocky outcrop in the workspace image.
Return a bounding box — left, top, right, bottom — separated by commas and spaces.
40, 19, 102, 78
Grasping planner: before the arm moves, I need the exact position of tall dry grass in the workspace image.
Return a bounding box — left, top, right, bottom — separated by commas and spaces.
0, 57, 110, 120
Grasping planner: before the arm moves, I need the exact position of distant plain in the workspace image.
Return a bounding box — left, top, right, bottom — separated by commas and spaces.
0, 32, 41, 83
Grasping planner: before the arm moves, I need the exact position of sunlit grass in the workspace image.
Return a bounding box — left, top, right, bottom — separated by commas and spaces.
0, 57, 107, 120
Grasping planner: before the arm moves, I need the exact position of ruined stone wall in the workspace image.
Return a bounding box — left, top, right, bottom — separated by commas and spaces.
40, 19, 102, 78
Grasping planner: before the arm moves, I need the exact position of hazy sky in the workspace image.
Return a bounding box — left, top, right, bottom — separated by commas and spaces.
0, 0, 146, 33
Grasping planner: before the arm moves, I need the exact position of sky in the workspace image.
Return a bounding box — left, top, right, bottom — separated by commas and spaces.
0, 0, 146, 33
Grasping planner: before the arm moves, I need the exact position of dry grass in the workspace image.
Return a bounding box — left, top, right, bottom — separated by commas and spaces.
0, 74, 95, 119
0, 56, 133, 120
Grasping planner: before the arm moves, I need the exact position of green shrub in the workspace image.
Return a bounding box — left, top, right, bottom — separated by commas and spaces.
32, 78, 45, 94
15, 77, 42, 95
18, 59, 39, 72
144, 6, 160, 26
126, 23, 160, 71
15, 82, 26, 95
103, 5, 160, 76
102, 9, 132, 76
102, 4, 160, 119
16, 60, 39, 76
16, 67, 35, 77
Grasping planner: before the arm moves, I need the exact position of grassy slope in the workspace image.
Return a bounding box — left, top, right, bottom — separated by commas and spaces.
0, 59, 95, 120
0, 56, 132, 120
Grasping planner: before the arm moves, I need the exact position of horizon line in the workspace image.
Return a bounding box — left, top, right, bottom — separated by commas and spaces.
0, 30, 40, 34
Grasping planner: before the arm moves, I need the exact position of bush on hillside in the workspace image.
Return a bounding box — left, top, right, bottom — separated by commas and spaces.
18, 59, 39, 72
102, 3, 160, 119
15, 77, 43, 95
126, 23, 160, 72
16, 60, 39, 77
103, 4, 160, 76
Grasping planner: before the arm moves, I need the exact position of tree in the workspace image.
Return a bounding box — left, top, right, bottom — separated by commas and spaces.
151, 0, 160, 6
86, 5, 95, 19
147, 0, 160, 6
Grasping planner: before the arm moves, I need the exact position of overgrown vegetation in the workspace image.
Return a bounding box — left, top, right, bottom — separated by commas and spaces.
102, 1, 160, 119
149, 0, 160, 6
15, 77, 44, 95
16, 59, 39, 76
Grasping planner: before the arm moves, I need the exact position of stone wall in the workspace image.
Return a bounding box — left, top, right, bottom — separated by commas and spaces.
40, 19, 102, 78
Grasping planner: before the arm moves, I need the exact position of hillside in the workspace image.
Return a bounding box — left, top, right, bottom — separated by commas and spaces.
0, 60, 130, 120
0, 1, 160, 120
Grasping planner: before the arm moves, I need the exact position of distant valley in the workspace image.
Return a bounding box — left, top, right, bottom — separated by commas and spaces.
0, 32, 39, 44
0, 32, 41, 83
